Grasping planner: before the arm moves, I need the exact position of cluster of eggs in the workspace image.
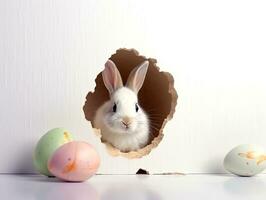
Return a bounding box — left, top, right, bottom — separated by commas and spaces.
224, 144, 266, 176
33, 128, 100, 182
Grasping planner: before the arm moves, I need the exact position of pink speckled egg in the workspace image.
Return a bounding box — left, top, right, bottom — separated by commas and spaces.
48, 141, 100, 182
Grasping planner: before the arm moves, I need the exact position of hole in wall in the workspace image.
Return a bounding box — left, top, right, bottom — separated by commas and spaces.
136, 168, 150, 175
83, 48, 178, 158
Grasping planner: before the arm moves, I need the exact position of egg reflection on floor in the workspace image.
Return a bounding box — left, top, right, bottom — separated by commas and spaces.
101, 182, 161, 200
38, 182, 99, 200
2, 175, 99, 200
223, 177, 266, 198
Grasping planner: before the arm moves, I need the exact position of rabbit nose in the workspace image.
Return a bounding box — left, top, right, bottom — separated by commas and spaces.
121, 121, 129, 128
121, 117, 132, 128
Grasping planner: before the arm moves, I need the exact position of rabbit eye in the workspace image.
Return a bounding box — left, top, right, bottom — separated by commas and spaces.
135, 104, 139, 112
112, 103, 117, 112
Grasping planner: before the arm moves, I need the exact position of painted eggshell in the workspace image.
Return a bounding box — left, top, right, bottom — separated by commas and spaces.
224, 144, 266, 176
33, 128, 74, 176
48, 141, 100, 182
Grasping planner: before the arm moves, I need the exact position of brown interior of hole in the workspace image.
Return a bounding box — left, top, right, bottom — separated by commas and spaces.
83, 48, 177, 157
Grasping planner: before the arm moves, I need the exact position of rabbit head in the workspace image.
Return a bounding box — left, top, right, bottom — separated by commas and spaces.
100, 59, 149, 135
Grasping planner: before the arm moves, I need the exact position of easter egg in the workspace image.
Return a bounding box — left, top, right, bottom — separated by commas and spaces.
33, 128, 74, 176
48, 141, 100, 182
224, 144, 266, 176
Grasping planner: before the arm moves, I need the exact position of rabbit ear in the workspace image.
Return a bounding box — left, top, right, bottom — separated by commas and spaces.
102, 60, 123, 95
126, 61, 149, 94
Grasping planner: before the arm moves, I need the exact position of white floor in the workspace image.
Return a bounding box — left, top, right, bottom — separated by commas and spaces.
0, 174, 266, 200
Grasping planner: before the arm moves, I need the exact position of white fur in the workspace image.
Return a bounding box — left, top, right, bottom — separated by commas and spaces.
94, 87, 150, 152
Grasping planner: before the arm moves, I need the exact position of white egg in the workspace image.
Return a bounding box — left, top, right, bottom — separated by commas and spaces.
224, 144, 266, 176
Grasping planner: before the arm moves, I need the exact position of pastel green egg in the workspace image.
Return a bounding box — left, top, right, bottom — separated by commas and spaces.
33, 128, 74, 176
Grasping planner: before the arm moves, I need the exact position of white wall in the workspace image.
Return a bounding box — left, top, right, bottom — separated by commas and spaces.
1, 0, 266, 174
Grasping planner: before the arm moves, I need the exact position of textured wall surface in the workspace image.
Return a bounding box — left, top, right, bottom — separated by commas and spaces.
1, 0, 266, 174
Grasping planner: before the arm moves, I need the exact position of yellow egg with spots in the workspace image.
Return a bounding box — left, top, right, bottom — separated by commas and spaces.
33, 128, 74, 176
48, 141, 100, 182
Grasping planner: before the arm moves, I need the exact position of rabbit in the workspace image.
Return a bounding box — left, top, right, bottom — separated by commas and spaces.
93, 59, 150, 152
